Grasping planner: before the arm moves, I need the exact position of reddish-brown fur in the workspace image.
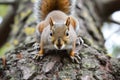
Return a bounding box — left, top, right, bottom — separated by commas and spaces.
39, 0, 71, 20
35, 0, 79, 58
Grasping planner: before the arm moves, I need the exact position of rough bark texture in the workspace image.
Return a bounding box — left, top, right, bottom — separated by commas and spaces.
1, 41, 120, 80
0, 0, 120, 80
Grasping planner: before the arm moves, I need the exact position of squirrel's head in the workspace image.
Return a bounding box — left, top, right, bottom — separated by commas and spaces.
48, 17, 74, 50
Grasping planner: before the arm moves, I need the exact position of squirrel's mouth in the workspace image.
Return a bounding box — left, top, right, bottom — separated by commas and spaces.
54, 44, 65, 50
54, 38, 65, 50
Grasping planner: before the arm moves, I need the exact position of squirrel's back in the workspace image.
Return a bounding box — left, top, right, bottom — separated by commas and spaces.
34, 0, 74, 22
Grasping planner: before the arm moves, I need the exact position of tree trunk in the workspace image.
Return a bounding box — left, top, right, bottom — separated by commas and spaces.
0, 0, 120, 80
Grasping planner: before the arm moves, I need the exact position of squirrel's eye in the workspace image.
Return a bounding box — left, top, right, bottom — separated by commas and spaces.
65, 31, 69, 36
50, 32, 53, 36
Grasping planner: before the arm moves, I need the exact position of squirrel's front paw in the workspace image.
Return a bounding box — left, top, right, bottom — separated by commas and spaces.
70, 51, 81, 64
34, 50, 44, 60
70, 55, 81, 64
34, 54, 43, 60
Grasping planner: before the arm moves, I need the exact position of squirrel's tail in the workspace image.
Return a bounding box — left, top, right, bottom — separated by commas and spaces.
34, 0, 74, 22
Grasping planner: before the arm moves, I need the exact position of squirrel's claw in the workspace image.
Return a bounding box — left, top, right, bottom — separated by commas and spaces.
70, 52, 81, 64
34, 54, 43, 60
34, 49, 44, 60
71, 37, 83, 63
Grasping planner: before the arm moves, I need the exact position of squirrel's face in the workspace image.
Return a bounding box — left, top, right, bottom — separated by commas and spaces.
48, 17, 72, 50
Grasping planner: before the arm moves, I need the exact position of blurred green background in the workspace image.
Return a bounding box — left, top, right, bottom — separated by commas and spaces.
0, 5, 10, 56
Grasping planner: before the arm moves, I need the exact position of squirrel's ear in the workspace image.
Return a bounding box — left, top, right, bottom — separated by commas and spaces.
37, 21, 44, 33
49, 17, 54, 29
65, 17, 71, 29
70, 16, 78, 30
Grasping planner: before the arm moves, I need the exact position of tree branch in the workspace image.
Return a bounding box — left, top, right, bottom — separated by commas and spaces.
0, 0, 15, 5
108, 18, 120, 25
0, 1, 19, 48
95, 0, 120, 20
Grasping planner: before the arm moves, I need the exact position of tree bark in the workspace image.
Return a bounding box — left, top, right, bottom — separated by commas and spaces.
0, 0, 120, 80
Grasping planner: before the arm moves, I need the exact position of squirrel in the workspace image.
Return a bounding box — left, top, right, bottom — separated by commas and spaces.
34, 0, 82, 60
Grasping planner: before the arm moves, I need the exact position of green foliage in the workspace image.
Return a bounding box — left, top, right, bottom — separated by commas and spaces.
0, 43, 14, 56
0, 5, 10, 56
0, 5, 8, 17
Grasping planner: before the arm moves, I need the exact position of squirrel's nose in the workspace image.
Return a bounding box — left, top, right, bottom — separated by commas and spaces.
54, 38, 65, 50
57, 38, 62, 49
58, 38, 61, 45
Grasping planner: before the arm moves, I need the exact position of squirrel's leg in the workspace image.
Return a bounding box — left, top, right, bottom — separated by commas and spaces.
70, 50, 75, 57
38, 42, 44, 56
35, 43, 44, 59
70, 41, 81, 63
70, 41, 76, 57
38, 47, 44, 56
